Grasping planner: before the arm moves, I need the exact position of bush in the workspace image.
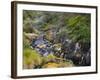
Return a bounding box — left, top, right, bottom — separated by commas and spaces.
42, 54, 57, 63
23, 48, 43, 69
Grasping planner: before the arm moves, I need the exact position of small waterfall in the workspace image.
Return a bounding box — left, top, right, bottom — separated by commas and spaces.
74, 42, 81, 54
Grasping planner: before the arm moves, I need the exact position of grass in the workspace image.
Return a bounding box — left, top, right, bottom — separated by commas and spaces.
23, 48, 74, 69
23, 48, 43, 69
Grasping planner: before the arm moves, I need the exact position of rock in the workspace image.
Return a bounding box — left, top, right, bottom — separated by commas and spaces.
24, 32, 38, 41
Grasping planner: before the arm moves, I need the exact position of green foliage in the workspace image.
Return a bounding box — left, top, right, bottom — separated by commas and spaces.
66, 14, 91, 43
42, 54, 57, 63
23, 10, 91, 68
23, 10, 90, 44
47, 54, 56, 60
23, 48, 43, 69
42, 54, 74, 68
56, 29, 68, 42
23, 49, 74, 69
23, 33, 30, 49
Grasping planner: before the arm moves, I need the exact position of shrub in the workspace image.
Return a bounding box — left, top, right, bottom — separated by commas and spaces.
42, 54, 57, 63
23, 48, 43, 69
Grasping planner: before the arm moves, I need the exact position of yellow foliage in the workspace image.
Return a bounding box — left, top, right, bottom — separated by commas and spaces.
42, 62, 59, 68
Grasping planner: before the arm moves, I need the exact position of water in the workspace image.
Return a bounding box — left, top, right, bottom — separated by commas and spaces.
31, 35, 91, 66
31, 35, 53, 56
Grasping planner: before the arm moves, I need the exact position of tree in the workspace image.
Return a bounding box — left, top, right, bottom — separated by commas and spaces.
66, 14, 91, 43
66, 14, 91, 54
